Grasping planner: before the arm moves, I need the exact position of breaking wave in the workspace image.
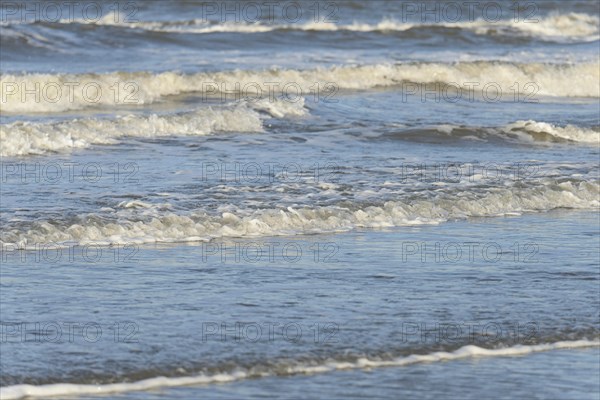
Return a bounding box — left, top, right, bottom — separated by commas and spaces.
1, 61, 598, 114
2, 180, 598, 248
22, 12, 600, 42
0, 98, 306, 156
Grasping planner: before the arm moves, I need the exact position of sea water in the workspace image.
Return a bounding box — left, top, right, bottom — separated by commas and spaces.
1, 1, 599, 399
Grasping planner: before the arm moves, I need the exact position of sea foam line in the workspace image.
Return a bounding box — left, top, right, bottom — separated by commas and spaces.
1, 339, 598, 399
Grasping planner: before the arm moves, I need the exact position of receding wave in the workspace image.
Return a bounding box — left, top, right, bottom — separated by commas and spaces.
2, 180, 598, 248
1, 61, 598, 114
1, 339, 597, 400
387, 120, 600, 144
0, 98, 306, 156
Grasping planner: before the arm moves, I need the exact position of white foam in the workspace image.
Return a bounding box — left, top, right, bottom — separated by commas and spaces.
0, 98, 306, 156
2, 339, 597, 400
2, 180, 598, 248
2, 61, 598, 114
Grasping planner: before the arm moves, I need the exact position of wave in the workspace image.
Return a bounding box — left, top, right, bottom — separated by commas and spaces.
2, 339, 597, 400
501, 120, 600, 143
0, 98, 306, 156
0, 26, 68, 52
1, 12, 596, 61
5, 115, 588, 158
2, 180, 598, 248
25, 12, 596, 42
1, 61, 598, 114
388, 121, 600, 144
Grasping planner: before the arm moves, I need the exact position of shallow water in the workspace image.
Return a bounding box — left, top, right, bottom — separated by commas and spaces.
1, 0, 599, 398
